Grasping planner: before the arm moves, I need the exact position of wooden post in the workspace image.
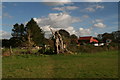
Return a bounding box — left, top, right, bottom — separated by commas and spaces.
9, 46, 13, 55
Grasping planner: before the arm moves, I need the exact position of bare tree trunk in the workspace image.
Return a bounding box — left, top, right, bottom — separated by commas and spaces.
56, 38, 59, 54
27, 30, 32, 54
49, 27, 73, 54
58, 32, 63, 48
28, 30, 31, 47
54, 31, 65, 54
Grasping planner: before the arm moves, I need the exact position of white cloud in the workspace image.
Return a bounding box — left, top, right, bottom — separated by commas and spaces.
34, 12, 81, 28
92, 19, 103, 23
84, 4, 104, 12
93, 22, 106, 28
77, 28, 92, 36
96, 5, 104, 9
33, 18, 42, 23
92, 19, 105, 29
65, 26, 76, 35
38, 26, 76, 38
0, 30, 11, 39
65, 6, 78, 10
41, 26, 50, 32
52, 7, 64, 11
33, 12, 81, 38
33, 13, 107, 37
94, 32, 98, 36
43, 0, 72, 6
86, 7, 95, 12
52, 6, 78, 11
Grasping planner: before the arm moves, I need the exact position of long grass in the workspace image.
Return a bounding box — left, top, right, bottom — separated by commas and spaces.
2, 50, 118, 78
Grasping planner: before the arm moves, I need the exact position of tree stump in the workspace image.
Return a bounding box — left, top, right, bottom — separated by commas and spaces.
49, 27, 73, 54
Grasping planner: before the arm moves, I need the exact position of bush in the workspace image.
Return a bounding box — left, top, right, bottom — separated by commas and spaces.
38, 47, 55, 55
67, 44, 118, 54
2, 48, 11, 56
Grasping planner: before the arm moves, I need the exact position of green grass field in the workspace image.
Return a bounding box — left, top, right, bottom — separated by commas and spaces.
2, 50, 118, 78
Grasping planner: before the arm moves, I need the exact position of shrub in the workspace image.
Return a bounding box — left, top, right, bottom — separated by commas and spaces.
67, 44, 118, 54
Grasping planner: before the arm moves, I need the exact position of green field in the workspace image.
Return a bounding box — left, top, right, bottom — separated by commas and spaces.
2, 50, 118, 78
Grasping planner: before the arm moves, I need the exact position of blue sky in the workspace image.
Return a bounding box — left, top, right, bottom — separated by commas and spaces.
1, 2, 118, 39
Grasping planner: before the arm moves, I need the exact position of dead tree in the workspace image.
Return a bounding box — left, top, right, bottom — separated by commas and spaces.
49, 27, 73, 54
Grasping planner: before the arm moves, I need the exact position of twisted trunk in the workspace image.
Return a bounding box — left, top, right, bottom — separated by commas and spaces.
49, 27, 73, 54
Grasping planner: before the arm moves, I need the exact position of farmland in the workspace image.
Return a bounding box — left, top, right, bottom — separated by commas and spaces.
2, 50, 118, 78
1, 2, 119, 79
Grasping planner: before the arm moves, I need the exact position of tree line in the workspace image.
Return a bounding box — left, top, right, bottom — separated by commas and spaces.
97, 30, 120, 43
2, 18, 78, 48
1, 18, 120, 48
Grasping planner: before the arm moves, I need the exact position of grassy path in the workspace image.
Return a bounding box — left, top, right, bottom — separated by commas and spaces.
2, 50, 118, 78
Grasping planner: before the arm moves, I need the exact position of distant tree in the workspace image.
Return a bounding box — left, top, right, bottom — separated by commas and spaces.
9, 37, 23, 47
97, 34, 103, 40
25, 18, 45, 46
112, 30, 120, 42
102, 33, 114, 43
70, 34, 78, 39
11, 23, 26, 47
70, 34, 78, 45
2, 39, 10, 48
97, 31, 120, 43
59, 29, 70, 38
11, 23, 19, 37
12, 23, 25, 38
58, 29, 71, 46
97, 34, 104, 42
0, 39, 2, 47
19, 24, 25, 38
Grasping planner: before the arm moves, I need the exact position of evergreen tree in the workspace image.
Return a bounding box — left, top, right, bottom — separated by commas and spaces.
11, 23, 19, 37
25, 18, 45, 46
11, 23, 25, 47
70, 34, 78, 45
12, 23, 25, 38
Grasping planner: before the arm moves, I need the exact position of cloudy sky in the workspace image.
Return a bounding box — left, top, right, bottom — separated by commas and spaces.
1, 1, 118, 39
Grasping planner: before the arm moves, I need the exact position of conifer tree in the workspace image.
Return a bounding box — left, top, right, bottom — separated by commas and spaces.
25, 18, 45, 46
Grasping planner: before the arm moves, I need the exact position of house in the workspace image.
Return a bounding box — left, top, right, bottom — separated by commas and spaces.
77, 36, 99, 45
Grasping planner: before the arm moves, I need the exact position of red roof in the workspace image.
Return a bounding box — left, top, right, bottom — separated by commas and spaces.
90, 38, 98, 43
78, 36, 92, 40
78, 36, 98, 43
